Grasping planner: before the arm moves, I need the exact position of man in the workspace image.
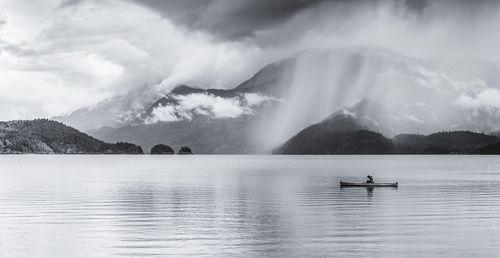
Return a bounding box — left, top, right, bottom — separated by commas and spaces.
366, 175, 374, 184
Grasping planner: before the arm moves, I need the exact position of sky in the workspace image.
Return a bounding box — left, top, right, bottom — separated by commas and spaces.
0, 0, 499, 121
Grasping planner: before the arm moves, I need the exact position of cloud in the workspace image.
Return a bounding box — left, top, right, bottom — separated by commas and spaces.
58, 0, 84, 8
0, 0, 152, 119
124, 0, 328, 40
454, 89, 500, 109
123, 0, 500, 50
0, 0, 293, 120
148, 104, 179, 123
146, 93, 279, 123
1, 0, 500, 122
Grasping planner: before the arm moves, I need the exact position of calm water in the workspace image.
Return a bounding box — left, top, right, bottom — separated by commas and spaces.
1, 155, 500, 257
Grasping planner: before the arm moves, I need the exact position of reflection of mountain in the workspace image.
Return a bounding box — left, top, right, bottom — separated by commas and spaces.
0, 119, 143, 154
57, 47, 500, 153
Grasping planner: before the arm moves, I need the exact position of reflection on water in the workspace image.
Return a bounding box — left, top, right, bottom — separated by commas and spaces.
366, 187, 374, 198
0, 155, 500, 257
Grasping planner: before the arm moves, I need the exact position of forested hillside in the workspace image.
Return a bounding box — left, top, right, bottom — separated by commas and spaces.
0, 119, 143, 154
275, 114, 500, 155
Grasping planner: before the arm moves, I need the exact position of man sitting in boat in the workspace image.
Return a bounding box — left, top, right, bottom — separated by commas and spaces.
366, 175, 374, 184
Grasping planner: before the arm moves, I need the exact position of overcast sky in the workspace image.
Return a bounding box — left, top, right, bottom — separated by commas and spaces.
1, 0, 499, 120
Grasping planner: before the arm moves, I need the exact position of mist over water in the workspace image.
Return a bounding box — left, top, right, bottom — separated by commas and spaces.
1, 155, 500, 257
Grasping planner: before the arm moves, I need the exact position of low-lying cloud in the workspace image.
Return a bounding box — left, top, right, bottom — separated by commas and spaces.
146, 93, 279, 124
454, 89, 500, 109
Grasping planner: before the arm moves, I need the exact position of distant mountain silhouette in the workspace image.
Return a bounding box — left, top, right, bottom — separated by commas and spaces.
275, 113, 500, 155
0, 119, 143, 154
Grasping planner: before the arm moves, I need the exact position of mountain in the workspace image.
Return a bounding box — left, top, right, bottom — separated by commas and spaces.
52, 82, 165, 131
56, 59, 290, 131
91, 115, 262, 154
87, 61, 288, 153
274, 114, 393, 154
275, 113, 500, 155
0, 119, 143, 154
58, 47, 500, 153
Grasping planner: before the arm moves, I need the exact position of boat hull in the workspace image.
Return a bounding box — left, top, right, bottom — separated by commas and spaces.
340, 181, 398, 188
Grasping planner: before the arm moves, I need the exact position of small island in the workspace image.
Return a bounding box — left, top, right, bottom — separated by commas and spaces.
178, 146, 193, 155
150, 144, 175, 154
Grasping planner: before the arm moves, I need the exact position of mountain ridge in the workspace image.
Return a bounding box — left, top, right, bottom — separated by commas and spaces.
58, 47, 500, 153
275, 113, 500, 155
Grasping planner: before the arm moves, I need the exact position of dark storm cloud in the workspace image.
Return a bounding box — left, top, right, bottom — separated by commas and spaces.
125, 0, 337, 39
58, 0, 84, 8
124, 0, 500, 42
2, 0, 499, 121
402, 0, 427, 13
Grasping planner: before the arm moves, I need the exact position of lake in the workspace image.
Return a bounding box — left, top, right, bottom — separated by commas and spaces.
1, 155, 500, 257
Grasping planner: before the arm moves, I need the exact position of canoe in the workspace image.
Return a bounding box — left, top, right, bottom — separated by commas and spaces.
340, 181, 398, 188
